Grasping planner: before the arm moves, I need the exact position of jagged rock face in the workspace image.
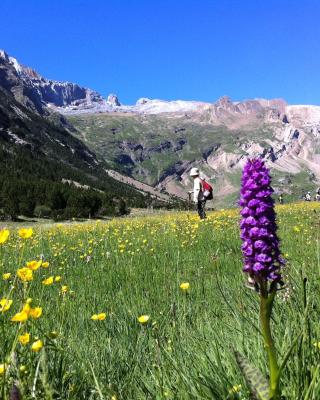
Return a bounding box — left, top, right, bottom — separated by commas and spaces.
107, 94, 121, 107
0, 50, 105, 113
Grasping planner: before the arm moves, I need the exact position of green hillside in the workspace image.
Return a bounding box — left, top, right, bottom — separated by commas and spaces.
0, 88, 148, 220
68, 113, 317, 207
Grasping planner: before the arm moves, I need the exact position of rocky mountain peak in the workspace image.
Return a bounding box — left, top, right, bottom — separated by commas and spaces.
107, 93, 121, 107
216, 95, 233, 106
0, 49, 9, 61
136, 98, 151, 105
0, 50, 107, 113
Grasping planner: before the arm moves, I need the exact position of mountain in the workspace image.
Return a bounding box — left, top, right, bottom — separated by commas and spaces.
1, 50, 320, 208
67, 96, 320, 206
0, 50, 159, 219
0, 50, 105, 114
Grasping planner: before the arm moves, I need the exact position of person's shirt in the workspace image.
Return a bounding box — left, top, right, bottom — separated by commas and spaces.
193, 177, 204, 202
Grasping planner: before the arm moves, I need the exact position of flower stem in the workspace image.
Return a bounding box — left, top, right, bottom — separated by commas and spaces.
259, 289, 280, 399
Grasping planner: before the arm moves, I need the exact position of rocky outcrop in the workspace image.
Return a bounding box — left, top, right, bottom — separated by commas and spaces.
0, 50, 105, 114
116, 138, 187, 165
107, 94, 121, 107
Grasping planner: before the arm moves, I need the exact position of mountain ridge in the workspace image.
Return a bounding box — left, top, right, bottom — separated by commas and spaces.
1, 49, 320, 207
0, 50, 160, 219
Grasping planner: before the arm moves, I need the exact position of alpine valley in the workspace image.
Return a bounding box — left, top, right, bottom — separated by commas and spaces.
1, 50, 320, 211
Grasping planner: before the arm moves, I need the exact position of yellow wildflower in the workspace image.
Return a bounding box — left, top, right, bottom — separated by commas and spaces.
18, 228, 33, 239
17, 267, 33, 282
42, 276, 54, 285
22, 302, 31, 314
137, 315, 150, 324
41, 261, 49, 268
0, 298, 13, 312
31, 339, 43, 352
0, 363, 8, 375
19, 332, 30, 345
61, 285, 68, 294
26, 260, 42, 271
180, 282, 190, 291
91, 313, 106, 321
229, 384, 242, 394
11, 311, 28, 322
0, 229, 10, 244
2, 273, 11, 280
29, 307, 42, 319
313, 341, 320, 349
54, 276, 61, 282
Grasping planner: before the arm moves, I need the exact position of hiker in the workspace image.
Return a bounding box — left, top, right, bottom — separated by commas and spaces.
316, 188, 320, 202
188, 168, 213, 219
278, 194, 284, 204
305, 191, 311, 202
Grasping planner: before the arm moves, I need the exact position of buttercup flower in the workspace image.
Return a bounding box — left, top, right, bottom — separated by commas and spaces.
0, 298, 13, 312
19, 332, 30, 345
11, 311, 28, 323
2, 273, 11, 280
22, 303, 31, 316
42, 276, 54, 285
229, 384, 242, 394
138, 315, 150, 324
18, 228, 33, 239
91, 313, 106, 321
0, 363, 8, 375
29, 307, 42, 319
0, 229, 10, 244
180, 282, 190, 291
41, 261, 49, 268
31, 340, 43, 352
17, 267, 33, 282
239, 158, 284, 286
61, 285, 68, 294
26, 260, 42, 271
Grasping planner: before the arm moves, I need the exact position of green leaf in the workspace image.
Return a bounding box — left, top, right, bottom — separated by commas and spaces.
234, 351, 270, 400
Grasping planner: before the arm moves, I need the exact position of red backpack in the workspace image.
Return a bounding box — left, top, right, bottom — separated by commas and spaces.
200, 179, 213, 200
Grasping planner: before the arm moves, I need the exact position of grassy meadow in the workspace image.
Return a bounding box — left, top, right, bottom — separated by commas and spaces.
1, 202, 320, 399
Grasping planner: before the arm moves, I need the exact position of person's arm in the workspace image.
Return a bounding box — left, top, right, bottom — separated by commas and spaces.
193, 179, 201, 203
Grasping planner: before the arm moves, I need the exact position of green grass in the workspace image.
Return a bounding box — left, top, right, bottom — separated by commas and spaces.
1, 202, 320, 399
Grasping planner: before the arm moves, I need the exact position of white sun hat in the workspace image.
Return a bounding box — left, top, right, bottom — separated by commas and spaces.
189, 167, 200, 177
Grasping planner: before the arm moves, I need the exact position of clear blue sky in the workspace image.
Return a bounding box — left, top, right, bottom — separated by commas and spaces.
1, 0, 320, 105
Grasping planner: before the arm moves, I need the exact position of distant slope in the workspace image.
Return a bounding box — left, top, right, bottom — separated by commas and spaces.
0, 54, 151, 218
105, 169, 172, 202
0, 85, 149, 215
2, 49, 320, 208
68, 99, 320, 206
0, 49, 105, 114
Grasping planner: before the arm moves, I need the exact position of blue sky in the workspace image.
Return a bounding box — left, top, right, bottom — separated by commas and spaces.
1, 0, 320, 105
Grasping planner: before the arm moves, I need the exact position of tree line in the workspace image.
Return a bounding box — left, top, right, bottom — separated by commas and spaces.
0, 146, 146, 221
